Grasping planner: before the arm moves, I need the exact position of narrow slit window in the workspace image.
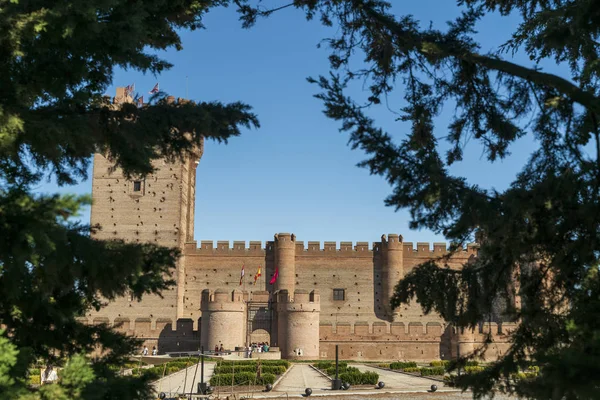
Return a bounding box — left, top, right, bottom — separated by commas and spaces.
133, 181, 142, 192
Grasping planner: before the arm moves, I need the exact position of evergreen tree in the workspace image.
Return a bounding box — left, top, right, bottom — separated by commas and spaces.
0, 0, 258, 398
240, 0, 600, 398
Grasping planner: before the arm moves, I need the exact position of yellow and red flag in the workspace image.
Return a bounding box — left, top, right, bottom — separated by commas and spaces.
253, 266, 262, 285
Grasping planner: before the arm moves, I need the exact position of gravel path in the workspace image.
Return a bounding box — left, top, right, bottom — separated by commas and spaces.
274, 364, 331, 393
152, 361, 215, 395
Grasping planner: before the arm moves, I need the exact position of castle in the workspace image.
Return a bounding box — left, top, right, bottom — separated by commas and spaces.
84, 89, 515, 361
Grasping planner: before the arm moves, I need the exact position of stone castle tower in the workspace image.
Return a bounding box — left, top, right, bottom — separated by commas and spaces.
87, 89, 203, 345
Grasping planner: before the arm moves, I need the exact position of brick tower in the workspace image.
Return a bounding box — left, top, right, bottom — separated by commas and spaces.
88, 88, 203, 335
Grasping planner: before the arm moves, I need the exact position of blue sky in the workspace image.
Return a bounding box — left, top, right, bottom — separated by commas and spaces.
38, 1, 541, 247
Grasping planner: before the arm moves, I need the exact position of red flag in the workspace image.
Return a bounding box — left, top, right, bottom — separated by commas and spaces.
149, 83, 159, 94
239, 264, 245, 286
269, 267, 279, 285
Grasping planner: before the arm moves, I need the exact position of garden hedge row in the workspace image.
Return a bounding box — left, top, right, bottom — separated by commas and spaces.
214, 365, 286, 375
419, 367, 446, 376
209, 372, 276, 386
402, 367, 421, 373
314, 361, 348, 370
324, 366, 358, 376
338, 371, 379, 385
389, 361, 418, 370
218, 360, 290, 367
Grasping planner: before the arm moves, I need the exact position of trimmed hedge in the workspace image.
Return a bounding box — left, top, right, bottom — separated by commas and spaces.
210, 372, 276, 386
324, 366, 358, 376
338, 371, 379, 385
420, 367, 445, 376
430, 360, 479, 370
402, 367, 421, 373
314, 361, 348, 370
389, 361, 418, 370
464, 366, 485, 374
218, 360, 290, 367
214, 365, 287, 375
430, 360, 450, 368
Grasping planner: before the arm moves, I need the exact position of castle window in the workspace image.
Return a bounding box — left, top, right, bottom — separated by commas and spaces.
133, 181, 142, 192
333, 289, 345, 301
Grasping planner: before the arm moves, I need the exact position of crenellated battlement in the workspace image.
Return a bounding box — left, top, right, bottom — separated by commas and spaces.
185, 238, 479, 259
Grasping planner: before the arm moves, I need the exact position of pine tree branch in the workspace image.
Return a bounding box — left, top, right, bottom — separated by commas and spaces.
361, 3, 600, 115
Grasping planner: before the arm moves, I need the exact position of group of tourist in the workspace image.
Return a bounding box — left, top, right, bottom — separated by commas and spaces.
245, 342, 269, 357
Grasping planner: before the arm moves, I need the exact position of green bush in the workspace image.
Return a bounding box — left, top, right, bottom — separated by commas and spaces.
218, 360, 290, 367
314, 361, 348, 370
210, 372, 276, 386
430, 360, 450, 368
214, 365, 257, 374
466, 360, 479, 367
378, 363, 390, 369
214, 364, 287, 375
402, 367, 421, 373
389, 361, 417, 370
464, 366, 485, 374
29, 375, 41, 385
420, 367, 446, 376
338, 371, 379, 385
324, 366, 358, 376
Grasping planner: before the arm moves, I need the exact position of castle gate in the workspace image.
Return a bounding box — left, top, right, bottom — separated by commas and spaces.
247, 300, 273, 345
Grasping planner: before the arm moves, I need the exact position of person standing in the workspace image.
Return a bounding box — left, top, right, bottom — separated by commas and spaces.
152, 346, 157, 356
142, 346, 148, 356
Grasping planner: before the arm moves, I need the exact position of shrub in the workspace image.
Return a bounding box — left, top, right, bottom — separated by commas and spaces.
324, 366, 358, 376
390, 361, 417, 370
402, 367, 421, 373
29, 375, 41, 385
314, 361, 347, 370
218, 360, 289, 368
338, 371, 379, 385
466, 360, 479, 367
209, 372, 276, 386
430, 360, 450, 368
378, 363, 390, 369
261, 366, 287, 375
214, 365, 257, 374
420, 367, 445, 376
464, 366, 485, 374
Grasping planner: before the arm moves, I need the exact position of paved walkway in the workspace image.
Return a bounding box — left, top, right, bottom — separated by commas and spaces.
274, 364, 331, 393
152, 362, 215, 395
354, 364, 451, 392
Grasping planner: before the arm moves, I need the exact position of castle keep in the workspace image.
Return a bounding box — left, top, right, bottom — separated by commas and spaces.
85, 89, 515, 361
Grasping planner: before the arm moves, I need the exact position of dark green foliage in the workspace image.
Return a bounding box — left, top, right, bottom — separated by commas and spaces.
338, 371, 379, 385
419, 367, 446, 377
0, 0, 259, 398
389, 361, 418, 370
236, 0, 600, 398
214, 365, 287, 375
324, 366, 359, 376
314, 361, 348, 370
217, 360, 290, 367
209, 372, 276, 386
